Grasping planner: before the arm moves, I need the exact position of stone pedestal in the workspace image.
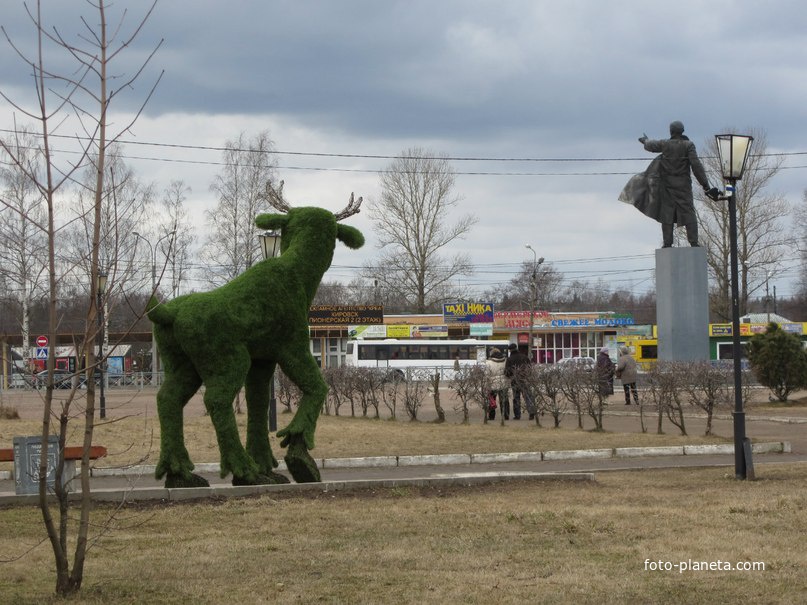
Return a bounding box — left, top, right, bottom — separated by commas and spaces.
655, 247, 709, 361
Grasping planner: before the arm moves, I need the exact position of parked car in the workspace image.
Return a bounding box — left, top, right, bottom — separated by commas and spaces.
557, 356, 595, 370
32, 370, 80, 389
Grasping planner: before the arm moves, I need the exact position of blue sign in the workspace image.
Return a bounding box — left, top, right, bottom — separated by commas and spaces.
442, 302, 494, 324
36, 347, 48, 359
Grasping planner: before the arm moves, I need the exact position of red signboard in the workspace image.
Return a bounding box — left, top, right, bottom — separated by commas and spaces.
36, 335, 48, 347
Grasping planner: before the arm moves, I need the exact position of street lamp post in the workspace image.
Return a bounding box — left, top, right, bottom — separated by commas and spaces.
97, 270, 108, 419
524, 245, 544, 363
132, 230, 176, 386
259, 230, 282, 431
715, 133, 754, 480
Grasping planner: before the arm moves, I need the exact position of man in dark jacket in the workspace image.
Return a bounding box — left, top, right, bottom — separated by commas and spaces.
596, 346, 615, 398
620, 121, 720, 247
505, 343, 535, 420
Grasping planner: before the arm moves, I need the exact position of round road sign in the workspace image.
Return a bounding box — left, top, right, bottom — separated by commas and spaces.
36, 335, 49, 347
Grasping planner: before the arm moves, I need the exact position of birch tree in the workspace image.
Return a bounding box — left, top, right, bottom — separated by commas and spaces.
201, 131, 278, 285
0, 127, 48, 362
159, 179, 196, 298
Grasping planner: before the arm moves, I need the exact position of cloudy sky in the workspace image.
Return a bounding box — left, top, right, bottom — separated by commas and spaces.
2, 1, 805, 300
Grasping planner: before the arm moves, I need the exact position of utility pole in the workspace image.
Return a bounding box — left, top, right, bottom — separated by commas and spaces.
524, 245, 544, 363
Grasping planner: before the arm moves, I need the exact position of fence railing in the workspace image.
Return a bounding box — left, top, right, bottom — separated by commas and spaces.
3, 371, 165, 391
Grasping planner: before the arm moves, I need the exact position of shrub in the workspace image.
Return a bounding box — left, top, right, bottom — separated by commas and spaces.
746, 323, 807, 402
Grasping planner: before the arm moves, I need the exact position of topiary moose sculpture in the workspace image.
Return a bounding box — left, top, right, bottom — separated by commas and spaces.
147, 182, 364, 487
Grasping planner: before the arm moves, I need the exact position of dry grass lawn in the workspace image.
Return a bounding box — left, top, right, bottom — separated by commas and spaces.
1, 464, 805, 604
1, 389, 805, 603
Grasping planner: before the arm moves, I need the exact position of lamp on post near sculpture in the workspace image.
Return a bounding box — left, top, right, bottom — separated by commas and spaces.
259, 230, 282, 431
132, 230, 176, 386
97, 270, 108, 420
715, 132, 754, 480
525, 245, 544, 363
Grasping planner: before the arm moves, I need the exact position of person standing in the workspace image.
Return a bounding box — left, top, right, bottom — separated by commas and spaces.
596, 346, 615, 398
616, 346, 639, 405
505, 343, 535, 420
620, 120, 719, 247
485, 347, 511, 420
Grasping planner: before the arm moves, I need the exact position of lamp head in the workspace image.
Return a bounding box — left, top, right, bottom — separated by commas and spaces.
715, 134, 754, 181
259, 230, 282, 259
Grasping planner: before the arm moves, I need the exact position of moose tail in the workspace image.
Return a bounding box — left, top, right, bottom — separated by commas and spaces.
146, 296, 176, 325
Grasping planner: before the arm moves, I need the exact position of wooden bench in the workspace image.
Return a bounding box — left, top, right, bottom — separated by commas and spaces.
1, 445, 107, 486
0, 445, 107, 463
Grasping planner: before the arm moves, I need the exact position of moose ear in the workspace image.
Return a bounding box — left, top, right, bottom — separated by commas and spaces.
336, 224, 364, 249
255, 214, 288, 230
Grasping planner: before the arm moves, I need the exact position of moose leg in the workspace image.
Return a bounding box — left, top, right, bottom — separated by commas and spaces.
276, 351, 327, 483
244, 360, 289, 484
155, 363, 206, 488
203, 376, 262, 485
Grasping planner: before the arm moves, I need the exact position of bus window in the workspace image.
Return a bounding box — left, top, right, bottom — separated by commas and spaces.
432, 345, 449, 360
449, 345, 470, 360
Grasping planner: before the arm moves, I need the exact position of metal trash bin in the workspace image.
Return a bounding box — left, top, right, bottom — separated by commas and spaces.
13, 436, 73, 495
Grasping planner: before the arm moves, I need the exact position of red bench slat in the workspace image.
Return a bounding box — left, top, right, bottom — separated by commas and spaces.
0, 445, 107, 462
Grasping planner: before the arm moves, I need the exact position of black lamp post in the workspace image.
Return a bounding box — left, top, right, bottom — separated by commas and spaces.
97, 270, 108, 419
259, 230, 282, 431
715, 133, 754, 480
525, 245, 544, 363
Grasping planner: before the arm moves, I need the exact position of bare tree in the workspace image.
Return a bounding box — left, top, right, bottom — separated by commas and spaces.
483, 260, 564, 311
697, 129, 788, 320
201, 131, 278, 286
365, 148, 477, 313
559, 365, 586, 429
683, 361, 732, 436
0, 126, 48, 362
64, 148, 154, 295
449, 364, 492, 424
794, 190, 807, 298
646, 362, 690, 436
401, 367, 430, 420
525, 365, 566, 428
159, 180, 196, 298
0, 0, 161, 595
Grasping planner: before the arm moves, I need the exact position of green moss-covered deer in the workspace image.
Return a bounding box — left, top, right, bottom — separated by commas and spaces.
147, 183, 364, 487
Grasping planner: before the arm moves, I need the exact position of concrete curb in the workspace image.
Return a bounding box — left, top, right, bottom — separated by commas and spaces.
0, 441, 792, 484
86, 440, 789, 478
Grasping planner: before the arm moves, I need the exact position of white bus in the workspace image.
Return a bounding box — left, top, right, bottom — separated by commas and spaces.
344, 338, 511, 379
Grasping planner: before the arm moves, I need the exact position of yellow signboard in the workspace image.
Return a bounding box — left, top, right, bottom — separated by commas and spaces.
386, 324, 412, 338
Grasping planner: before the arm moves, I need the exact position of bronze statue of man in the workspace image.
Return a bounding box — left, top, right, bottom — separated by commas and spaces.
620, 121, 720, 247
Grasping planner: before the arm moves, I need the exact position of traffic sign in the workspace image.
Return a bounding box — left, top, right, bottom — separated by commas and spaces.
36, 347, 48, 359
36, 335, 48, 347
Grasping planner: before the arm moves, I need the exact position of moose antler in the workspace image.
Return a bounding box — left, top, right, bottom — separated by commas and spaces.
263, 180, 293, 213
333, 193, 363, 221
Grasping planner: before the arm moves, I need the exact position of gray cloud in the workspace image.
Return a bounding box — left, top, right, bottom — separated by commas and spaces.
2, 0, 805, 295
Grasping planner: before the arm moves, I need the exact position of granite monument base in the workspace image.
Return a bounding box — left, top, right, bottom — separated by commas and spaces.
655, 246, 709, 361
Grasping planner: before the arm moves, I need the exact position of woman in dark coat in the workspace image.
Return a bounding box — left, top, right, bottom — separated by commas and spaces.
596, 346, 615, 398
